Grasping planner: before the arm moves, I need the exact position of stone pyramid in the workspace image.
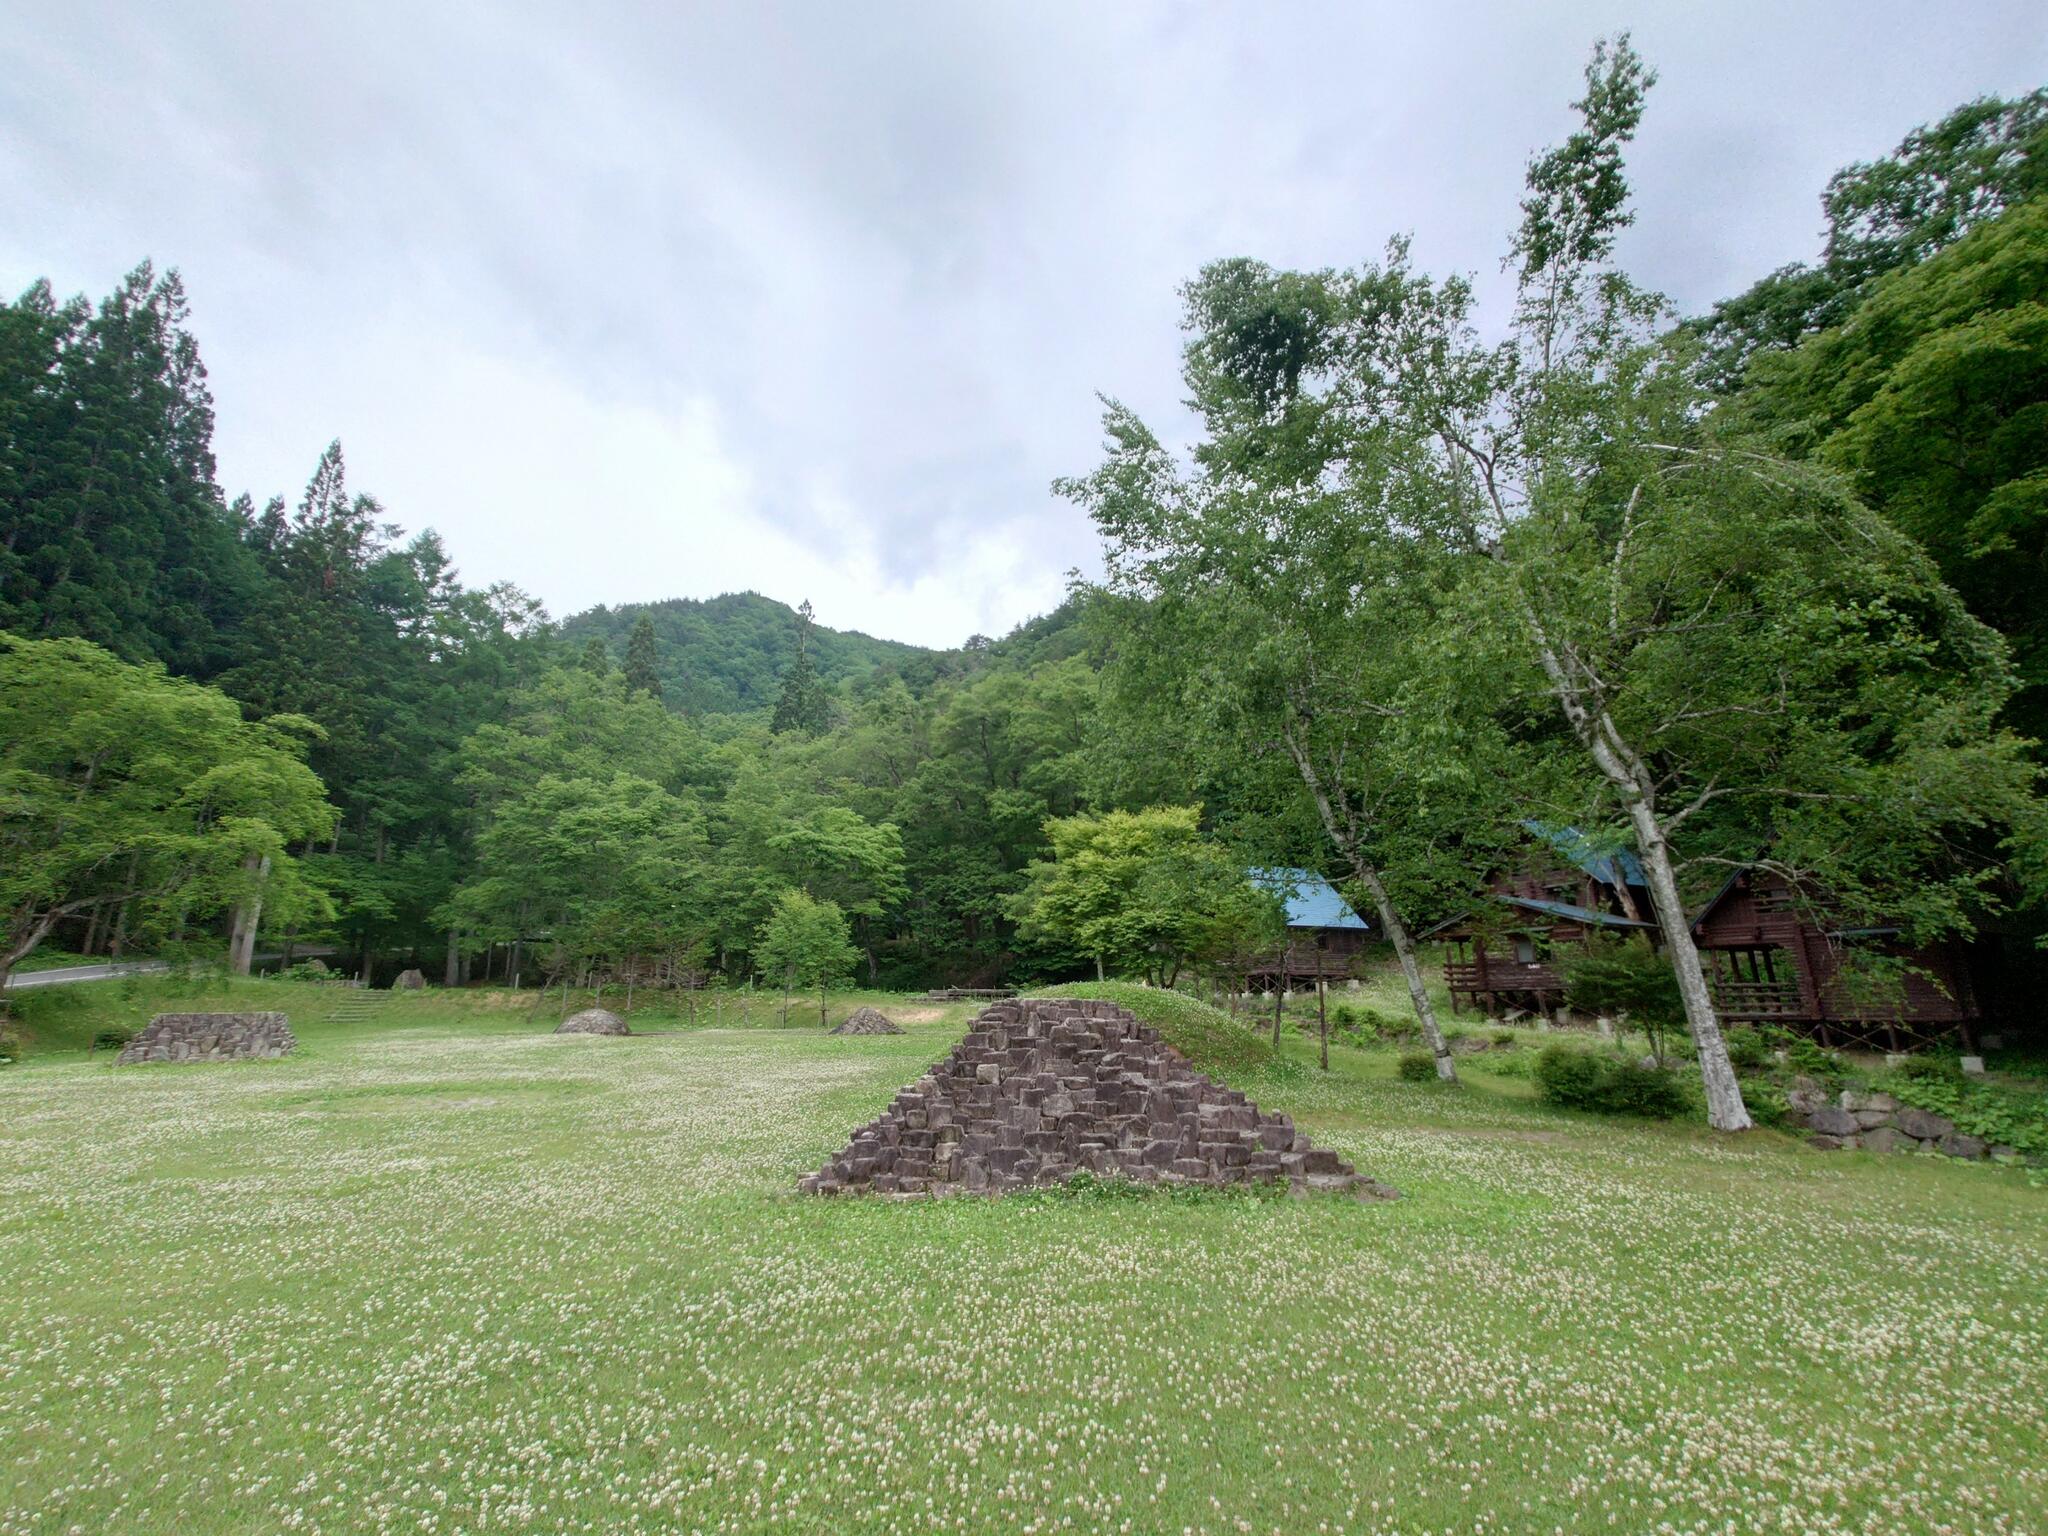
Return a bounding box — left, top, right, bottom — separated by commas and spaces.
800, 997, 1395, 1200
832, 1006, 903, 1035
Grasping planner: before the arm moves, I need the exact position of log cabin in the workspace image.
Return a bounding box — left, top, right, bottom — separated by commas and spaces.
1688, 868, 1982, 1051
1245, 868, 1371, 992
1432, 822, 1654, 1016
1433, 823, 1987, 1049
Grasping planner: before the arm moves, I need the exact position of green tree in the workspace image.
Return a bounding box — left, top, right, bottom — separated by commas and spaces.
1688, 89, 2047, 389
0, 635, 335, 987
753, 888, 858, 1026
1009, 806, 1266, 987
771, 600, 831, 735
623, 614, 663, 702
1736, 200, 2048, 742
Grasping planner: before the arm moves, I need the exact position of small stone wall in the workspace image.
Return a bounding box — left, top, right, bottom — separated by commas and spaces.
117, 1013, 296, 1065
802, 997, 1396, 1200
1790, 1084, 2020, 1162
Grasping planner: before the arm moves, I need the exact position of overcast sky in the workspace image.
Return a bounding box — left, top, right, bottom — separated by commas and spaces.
5, 3, 2044, 647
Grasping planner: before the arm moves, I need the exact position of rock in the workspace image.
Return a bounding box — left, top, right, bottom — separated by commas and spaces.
1806, 1106, 1861, 1137
1809, 1134, 1852, 1151
1860, 1126, 1909, 1155
1938, 1132, 1988, 1160
1786, 1079, 1830, 1116
555, 1008, 629, 1036
1895, 1107, 1955, 1141
831, 1007, 903, 1036
116, 1013, 295, 1065
393, 968, 426, 991
1840, 1089, 1897, 1114
1960, 1055, 1986, 1077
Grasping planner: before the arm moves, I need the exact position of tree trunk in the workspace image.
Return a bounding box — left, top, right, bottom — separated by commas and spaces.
1272, 977, 1283, 1046
819, 983, 828, 1029
1095, 955, 1105, 982
1318, 973, 1329, 1072
1283, 731, 1458, 1082
1508, 589, 1751, 1129
230, 854, 271, 975
444, 929, 461, 988
1353, 863, 1458, 1083
1624, 799, 1752, 1129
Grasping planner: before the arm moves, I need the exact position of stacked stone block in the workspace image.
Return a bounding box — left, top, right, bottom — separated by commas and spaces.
801, 997, 1396, 1200
116, 1013, 296, 1064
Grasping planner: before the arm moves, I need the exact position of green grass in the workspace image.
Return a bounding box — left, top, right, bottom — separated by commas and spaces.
1, 978, 2043, 1535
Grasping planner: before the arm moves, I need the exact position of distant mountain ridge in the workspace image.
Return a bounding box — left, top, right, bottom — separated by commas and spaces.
561, 591, 1095, 716
561, 592, 933, 715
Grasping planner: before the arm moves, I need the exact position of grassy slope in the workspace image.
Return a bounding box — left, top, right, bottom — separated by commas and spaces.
1037, 980, 1279, 1078
1, 980, 2043, 1535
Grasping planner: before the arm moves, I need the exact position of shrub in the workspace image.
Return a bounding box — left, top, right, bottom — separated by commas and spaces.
1723, 1025, 1773, 1073
1535, 1044, 1686, 1118
0, 1025, 21, 1065
1892, 1051, 1963, 1083
1396, 1051, 1437, 1082
91, 1026, 135, 1053
1491, 1028, 1517, 1047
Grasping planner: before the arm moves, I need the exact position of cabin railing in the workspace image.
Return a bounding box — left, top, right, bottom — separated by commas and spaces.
1707, 977, 1804, 1018
1445, 960, 1565, 995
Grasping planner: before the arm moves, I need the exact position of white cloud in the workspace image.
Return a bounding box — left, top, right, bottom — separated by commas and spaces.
4, 0, 2045, 648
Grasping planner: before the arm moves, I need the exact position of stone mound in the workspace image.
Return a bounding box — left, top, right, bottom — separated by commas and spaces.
832, 1007, 904, 1035
117, 1013, 295, 1065
393, 968, 426, 990
555, 1008, 630, 1036
801, 997, 1395, 1200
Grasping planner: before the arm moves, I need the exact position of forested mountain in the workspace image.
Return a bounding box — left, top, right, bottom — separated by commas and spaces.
560, 593, 933, 715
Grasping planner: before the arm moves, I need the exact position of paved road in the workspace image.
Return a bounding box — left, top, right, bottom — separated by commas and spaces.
2, 959, 171, 991
2, 948, 337, 991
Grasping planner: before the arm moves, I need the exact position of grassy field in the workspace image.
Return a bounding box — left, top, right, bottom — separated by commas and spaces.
2, 977, 2043, 1535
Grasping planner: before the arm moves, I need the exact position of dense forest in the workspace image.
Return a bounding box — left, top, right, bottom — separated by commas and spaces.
4, 57, 2045, 1130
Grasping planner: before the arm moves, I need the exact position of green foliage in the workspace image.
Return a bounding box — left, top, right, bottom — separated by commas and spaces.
1882, 1071, 2048, 1159
0, 634, 334, 984
770, 600, 833, 736
753, 890, 859, 1024
1011, 807, 1274, 987
562, 592, 928, 718
1739, 199, 2048, 744
1688, 89, 2047, 389
622, 615, 663, 702
1396, 1050, 1438, 1082
89, 1025, 135, 1052
1562, 938, 1684, 1060
1534, 1045, 1687, 1118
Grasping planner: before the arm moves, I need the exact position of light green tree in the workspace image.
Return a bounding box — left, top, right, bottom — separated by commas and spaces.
0, 635, 335, 988
753, 889, 859, 1026
1009, 806, 1273, 989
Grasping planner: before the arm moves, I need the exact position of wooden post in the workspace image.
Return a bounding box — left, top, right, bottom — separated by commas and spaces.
1272, 973, 1284, 1047
1317, 972, 1328, 1072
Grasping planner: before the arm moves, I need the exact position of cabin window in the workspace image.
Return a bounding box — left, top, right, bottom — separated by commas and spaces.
1514, 939, 1537, 965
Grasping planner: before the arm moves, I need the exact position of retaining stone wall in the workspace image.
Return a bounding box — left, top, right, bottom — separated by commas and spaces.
117, 1013, 296, 1065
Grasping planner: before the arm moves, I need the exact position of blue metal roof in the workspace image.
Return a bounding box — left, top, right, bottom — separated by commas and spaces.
1498, 894, 1654, 930
1249, 868, 1370, 931
1523, 820, 1646, 889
